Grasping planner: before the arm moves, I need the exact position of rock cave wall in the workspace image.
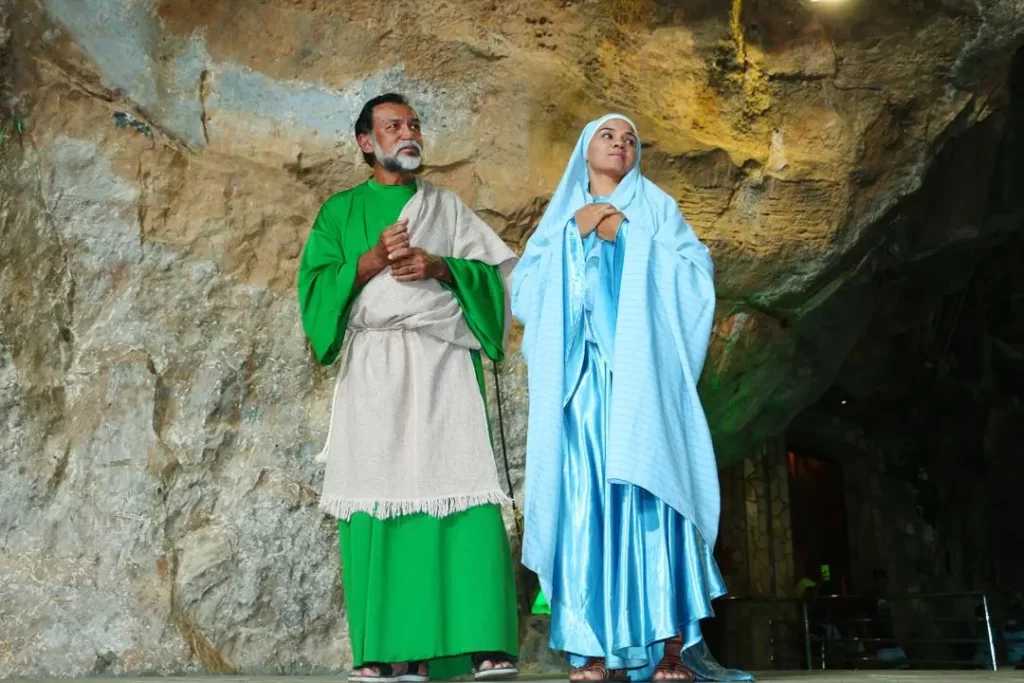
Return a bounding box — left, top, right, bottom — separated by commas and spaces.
2, 0, 1024, 675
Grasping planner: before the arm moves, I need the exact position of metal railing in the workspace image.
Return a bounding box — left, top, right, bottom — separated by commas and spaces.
713, 592, 1024, 672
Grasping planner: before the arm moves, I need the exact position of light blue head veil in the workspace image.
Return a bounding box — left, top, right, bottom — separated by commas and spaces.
533, 113, 646, 239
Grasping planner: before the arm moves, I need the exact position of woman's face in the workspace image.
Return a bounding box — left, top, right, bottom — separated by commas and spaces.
586, 118, 638, 180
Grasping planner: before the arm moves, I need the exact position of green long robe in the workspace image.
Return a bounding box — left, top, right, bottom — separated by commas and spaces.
297, 179, 518, 677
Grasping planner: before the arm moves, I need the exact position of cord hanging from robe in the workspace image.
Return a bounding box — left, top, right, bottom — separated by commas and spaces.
491, 360, 522, 538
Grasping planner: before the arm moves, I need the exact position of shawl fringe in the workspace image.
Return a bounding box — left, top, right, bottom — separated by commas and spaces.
320, 490, 513, 521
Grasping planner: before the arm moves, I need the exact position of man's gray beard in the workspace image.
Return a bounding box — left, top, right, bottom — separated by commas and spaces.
372, 139, 423, 173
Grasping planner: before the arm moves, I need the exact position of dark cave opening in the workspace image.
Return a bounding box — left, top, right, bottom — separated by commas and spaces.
766, 44, 1024, 670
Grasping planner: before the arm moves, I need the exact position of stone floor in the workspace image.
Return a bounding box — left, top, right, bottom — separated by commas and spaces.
741, 675, 993, 682
12, 674, 1024, 683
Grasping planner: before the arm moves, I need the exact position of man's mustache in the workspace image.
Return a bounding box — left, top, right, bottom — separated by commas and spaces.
393, 141, 422, 155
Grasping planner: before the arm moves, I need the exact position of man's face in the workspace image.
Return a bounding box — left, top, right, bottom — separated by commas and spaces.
359, 102, 424, 172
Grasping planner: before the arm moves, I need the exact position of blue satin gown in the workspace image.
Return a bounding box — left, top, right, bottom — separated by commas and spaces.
548, 206, 753, 682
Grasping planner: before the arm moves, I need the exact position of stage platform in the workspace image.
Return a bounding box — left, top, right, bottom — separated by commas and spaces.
9, 673, 1024, 683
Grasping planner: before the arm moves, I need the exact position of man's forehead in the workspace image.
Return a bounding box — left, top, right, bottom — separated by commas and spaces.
373, 103, 419, 122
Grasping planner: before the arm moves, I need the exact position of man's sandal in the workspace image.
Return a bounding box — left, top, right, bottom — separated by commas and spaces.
349, 661, 429, 683
471, 652, 519, 680
569, 659, 628, 682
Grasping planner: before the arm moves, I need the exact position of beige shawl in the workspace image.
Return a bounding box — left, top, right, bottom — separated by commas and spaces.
317, 180, 518, 520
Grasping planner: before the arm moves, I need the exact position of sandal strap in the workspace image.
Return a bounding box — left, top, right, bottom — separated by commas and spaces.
654, 648, 694, 682
355, 663, 395, 677
654, 657, 685, 671
472, 651, 518, 666
571, 659, 627, 681
358, 662, 427, 678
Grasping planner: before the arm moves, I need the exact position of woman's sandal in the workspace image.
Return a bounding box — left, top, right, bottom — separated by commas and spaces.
471, 652, 519, 680
349, 661, 429, 683
652, 638, 695, 682
569, 658, 628, 682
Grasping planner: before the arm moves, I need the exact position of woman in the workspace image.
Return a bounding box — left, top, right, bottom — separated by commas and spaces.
511, 115, 752, 683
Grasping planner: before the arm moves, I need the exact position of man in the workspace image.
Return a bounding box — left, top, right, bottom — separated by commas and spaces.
298, 93, 519, 682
